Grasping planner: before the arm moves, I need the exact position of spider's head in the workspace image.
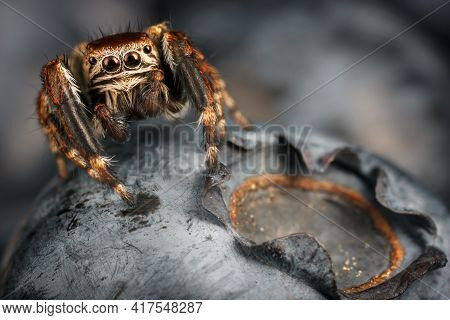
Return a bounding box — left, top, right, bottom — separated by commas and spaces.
85, 32, 159, 90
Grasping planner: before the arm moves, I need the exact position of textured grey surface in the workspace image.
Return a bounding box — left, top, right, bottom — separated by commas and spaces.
0, 126, 326, 299
0, 125, 448, 299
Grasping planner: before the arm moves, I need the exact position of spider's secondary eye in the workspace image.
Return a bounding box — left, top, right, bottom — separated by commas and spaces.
143, 45, 152, 54
123, 51, 141, 69
102, 56, 121, 73
88, 57, 97, 65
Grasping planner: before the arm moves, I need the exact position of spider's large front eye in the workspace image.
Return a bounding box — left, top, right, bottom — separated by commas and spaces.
102, 56, 121, 73
143, 45, 151, 54
123, 51, 141, 69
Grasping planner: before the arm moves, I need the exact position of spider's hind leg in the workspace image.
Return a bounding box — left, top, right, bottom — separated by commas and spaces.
218, 82, 252, 129
201, 62, 251, 130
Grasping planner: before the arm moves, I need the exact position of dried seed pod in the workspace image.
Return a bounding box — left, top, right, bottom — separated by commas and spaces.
0, 124, 448, 299
203, 130, 448, 299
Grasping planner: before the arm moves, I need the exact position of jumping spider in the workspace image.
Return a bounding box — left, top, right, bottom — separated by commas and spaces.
38, 22, 250, 205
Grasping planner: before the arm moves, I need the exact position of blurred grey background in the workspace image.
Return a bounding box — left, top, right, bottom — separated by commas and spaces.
0, 0, 448, 257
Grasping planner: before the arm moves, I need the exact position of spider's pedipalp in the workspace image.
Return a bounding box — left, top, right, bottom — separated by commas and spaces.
93, 103, 129, 142
38, 58, 134, 205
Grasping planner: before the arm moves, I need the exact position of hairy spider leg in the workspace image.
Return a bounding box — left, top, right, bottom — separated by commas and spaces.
147, 24, 224, 169
38, 58, 134, 204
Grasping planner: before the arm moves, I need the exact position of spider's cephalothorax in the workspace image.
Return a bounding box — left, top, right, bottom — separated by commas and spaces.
37, 23, 250, 205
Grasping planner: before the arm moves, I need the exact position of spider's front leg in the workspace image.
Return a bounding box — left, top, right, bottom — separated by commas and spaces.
149, 25, 230, 170
38, 57, 134, 204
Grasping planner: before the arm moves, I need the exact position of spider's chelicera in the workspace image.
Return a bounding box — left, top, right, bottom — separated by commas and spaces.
38, 22, 250, 205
